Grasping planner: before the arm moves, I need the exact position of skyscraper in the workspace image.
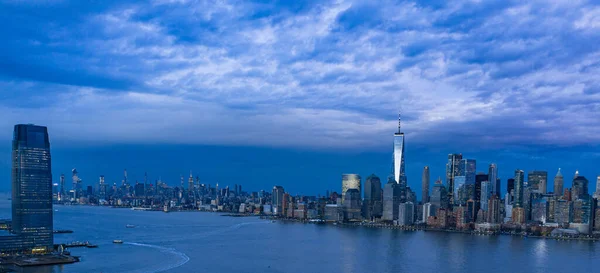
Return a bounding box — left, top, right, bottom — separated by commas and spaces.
422, 166, 430, 203
507, 178, 515, 195
341, 174, 361, 204
398, 202, 415, 226
593, 176, 600, 199
383, 177, 401, 221
364, 174, 382, 220
514, 170, 525, 208
474, 173, 487, 207
430, 178, 448, 209
528, 171, 548, 194
487, 195, 501, 224
393, 113, 406, 187
446, 154, 463, 206
488, 163, 499, 196
71, 168, 81, 200
553, 168, 564, 197
272, 186, 285, 216
480, 181, 491, 211
9, 124, 54, 253
59, 174, 65, 201
571, 173, 589, 201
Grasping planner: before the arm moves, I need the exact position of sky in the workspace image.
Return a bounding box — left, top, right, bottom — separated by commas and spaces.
0, 0, 599, 196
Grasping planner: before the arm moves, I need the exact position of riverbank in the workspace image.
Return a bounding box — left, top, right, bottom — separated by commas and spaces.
264, 216, 600, 242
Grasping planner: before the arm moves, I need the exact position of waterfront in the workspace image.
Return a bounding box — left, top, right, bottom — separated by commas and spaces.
1, 199, 599, 272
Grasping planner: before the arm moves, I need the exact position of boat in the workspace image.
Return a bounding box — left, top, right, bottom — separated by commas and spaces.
271, 220, 276, 223
125, 224, 135, 228
113, 240, 123, 244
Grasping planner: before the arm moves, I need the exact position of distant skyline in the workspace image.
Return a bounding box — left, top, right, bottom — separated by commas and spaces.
1, 1, 599, 195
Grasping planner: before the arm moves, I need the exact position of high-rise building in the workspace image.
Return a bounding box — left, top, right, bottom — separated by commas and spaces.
594, 176, 600, 200
446, 154, 463, 206
71, 168, 81, 200
553, 168, 564, 197
528, 171, 548, 194
571, 173, 589, 201
422, 166, 430, 203
475, 173, 487, 205
398, 202, 415, 226
514, 170, 525, 208
507, 178, 515, 195
341, 174, 361, 204
344, 189, 362, 221
393, 113, 406, 188
99, 175, 107, 199
188, 171, 194, 191
423, 202, 436, 221
272, 186, 285, 216
480, 181, 491, 211
363, 174, 382, 220
383, 177, 401, 221
430, 178, 448, 209
487, 195, 501, 224
488, 163, 499, 196
59, 174, 65, 201
2, 124, 54, 254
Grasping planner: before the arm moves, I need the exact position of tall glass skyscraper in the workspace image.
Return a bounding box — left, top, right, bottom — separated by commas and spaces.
341, 174, 361, 204
393, 113, 406, 187
488, 163, 499, 196
445, 154, 462, 206
422, 166, 430, 203
514, 170, 525, 208
11, 124, 54, 253
528, 170, 548, 194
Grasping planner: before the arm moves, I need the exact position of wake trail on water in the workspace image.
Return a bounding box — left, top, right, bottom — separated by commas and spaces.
125, 242, 190, 273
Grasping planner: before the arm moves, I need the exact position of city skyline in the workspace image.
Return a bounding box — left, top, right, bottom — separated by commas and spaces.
1, 0, 600, 196
0, 121, 595, 201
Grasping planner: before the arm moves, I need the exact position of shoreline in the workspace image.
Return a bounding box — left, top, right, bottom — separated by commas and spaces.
265, 217, 600, 242
56, 204, 600, 242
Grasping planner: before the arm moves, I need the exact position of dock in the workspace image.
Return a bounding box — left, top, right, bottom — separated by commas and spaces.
0, 254, 79, 267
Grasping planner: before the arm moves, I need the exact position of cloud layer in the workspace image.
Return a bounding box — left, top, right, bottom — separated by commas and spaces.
1, 0, 599, 149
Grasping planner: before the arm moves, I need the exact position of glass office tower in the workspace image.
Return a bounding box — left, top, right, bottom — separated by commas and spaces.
11, 124, 54, 253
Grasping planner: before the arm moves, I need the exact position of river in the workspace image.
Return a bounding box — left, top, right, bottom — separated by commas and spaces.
0, 199, 598, 272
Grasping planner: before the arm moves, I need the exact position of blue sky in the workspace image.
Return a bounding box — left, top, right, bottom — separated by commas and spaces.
1, 0, 599, 195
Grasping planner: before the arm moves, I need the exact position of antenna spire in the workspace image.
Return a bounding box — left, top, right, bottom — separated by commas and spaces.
397, 111, 402, 133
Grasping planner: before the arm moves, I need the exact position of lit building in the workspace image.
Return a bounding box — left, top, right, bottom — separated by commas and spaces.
423, 202, 436, 220
594, 176, 600, 199
528, 170, 548, 194
474, 173, 487, 209
344, 189, 362, 221
488, 163, 499, 196
430, 178, 448, 209
446, 154, 463, 206
487, 195, 501, 224
514, 170, 525, 208
422, 166, 430, 203
1, 124, 54, 254
553, 168, 564, 197
398, 202, 415, 226
272, 186, 285, 216
454, 176, 467, 206
341, 174, 361, 204
512, 207, 525, 224
382, 177, 401, 221
480, 181, 491, 211
393, 113, 406, 189
571, 173, 589, 201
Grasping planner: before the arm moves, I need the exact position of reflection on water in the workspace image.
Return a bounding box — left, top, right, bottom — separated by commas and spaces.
0, 200, 599, 273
